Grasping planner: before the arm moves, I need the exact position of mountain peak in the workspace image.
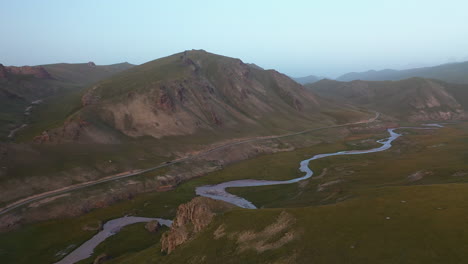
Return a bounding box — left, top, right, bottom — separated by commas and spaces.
42, 51, 363, 143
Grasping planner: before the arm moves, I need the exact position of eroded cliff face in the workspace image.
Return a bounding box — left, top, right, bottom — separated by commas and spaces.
160, 197, 234, 254
408, 109, 467, 122
406, 82, 467, 121
307, 78, 468, 122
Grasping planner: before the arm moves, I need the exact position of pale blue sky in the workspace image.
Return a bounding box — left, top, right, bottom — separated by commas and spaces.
1, 0, 468, 77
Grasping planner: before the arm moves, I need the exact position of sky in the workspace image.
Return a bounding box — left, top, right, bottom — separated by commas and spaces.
1, 0, 468, 78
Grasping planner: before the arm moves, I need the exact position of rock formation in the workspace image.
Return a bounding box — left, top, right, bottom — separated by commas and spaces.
160, 197, 234, 254
145, 220, 160, 233
307, 78, 468, 121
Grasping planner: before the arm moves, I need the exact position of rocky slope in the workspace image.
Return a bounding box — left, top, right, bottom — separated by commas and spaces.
161, 197, 234, 254
306, 78, 468, 121
40, 50, 366, 143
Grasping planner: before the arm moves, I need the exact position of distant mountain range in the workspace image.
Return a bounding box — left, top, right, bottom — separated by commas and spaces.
295, 61, 468, 85
336, 61, 468, 84
306, 78, 468, 121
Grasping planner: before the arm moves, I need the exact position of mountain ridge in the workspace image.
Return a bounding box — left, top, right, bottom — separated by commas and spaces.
337, 61, 468, 84
34, 50, 368, 143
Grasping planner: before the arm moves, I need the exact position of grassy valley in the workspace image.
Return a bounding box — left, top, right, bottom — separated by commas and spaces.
2, 1, 468, 263
108, 123, 468, 264
1, 121, 466, 263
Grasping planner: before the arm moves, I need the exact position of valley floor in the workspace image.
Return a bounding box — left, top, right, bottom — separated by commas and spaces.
0, 121, 467, 264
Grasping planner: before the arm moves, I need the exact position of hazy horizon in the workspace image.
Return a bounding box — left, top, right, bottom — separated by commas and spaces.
1, 0, 468, 78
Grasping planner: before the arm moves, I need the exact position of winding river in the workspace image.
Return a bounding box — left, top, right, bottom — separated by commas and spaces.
58, 125, 441, 263
196, 128, 401, 208
54, 217, 172, 264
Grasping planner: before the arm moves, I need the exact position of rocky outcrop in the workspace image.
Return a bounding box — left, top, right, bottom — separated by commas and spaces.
157, 86, 175, 112
160, 197, 234, 254
33, 130, 51, 143
33, 117, 92, 144
82, 85, 101, 106
145, 220, 160, 233
408, 109, 468, 122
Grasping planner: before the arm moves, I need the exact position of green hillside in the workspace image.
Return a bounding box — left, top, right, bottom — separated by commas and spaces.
49, 50, 369, 143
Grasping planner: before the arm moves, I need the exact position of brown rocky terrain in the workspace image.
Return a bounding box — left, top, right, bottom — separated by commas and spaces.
161, 197, 235, 254
306, 78, 468, 121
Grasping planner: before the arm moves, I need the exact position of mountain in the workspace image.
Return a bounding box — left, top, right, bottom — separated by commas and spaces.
37, 50, 368, 144
306, 78, 468, 121
337, 61, 468, 84
293, 75, 321, 85
0, 62, 135, 140
0, 62, 135, 99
